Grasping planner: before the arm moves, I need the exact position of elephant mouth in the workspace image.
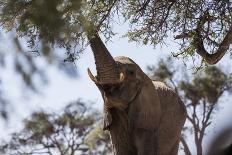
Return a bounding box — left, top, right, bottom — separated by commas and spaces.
102, 83, 124, 95
101, 80, 142, 105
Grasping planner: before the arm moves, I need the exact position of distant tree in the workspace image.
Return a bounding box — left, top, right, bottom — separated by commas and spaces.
179, 67, 232, 155
148, 60, 232, 155
0, 100, 112, 155
0, 0, 231, 64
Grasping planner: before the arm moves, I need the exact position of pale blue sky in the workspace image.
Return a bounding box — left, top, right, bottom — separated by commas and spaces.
0, 24, 231, 154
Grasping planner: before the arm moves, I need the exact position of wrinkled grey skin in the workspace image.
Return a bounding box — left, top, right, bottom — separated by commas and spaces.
88, 35, 187, 155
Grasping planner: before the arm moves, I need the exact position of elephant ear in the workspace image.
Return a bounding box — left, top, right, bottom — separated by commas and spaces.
129, 80, 162, 130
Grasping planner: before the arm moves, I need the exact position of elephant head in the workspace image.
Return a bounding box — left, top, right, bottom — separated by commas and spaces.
87, 35, 145, 111
87, 34, 186, 155
89, 57, 143, 108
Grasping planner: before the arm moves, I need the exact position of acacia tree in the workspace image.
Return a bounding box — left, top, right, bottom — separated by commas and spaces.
0, 0, 231, 64
0, 0, 231, 119
124, 0, 232, 64
148, 60, 232, 155
0, 100, 112, 155
179, 67, 232, 155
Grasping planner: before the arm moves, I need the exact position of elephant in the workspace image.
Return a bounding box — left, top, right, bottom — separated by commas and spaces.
87, 34, 187, 155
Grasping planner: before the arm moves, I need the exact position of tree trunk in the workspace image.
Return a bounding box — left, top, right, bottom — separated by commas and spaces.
195, 138, 203, 155
196, 142, 203, 155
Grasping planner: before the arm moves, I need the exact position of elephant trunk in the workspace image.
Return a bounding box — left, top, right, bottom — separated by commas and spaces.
88, 34, 123, 84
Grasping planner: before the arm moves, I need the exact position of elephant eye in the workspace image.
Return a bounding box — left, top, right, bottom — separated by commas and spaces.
129, 70, 134, 76
127, 69, 135, 75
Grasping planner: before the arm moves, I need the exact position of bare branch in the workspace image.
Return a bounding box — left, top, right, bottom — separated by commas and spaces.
194, 17, 232, 64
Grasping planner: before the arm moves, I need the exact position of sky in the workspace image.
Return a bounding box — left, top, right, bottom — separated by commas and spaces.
0, 24, 231, 154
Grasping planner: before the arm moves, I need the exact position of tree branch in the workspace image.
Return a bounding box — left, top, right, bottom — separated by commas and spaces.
194, 18, 232, 64
137, 0, 151, 15
202, 100, 207, 125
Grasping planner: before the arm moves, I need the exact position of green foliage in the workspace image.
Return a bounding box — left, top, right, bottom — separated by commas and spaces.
1, 0, 83, 49
0, 100, 111, 155
0, 0, 116, 53
25, 112, 54, 139
1, 0, 231, 62
123, 0, 232, 57
85, 126, 112, 155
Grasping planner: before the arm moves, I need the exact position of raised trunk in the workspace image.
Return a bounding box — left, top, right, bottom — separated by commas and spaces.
88, 34, 120, 84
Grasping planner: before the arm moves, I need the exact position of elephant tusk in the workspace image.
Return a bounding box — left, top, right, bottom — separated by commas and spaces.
87, 68, 98, 83
87, 68, 125, 84
119, 72, 125, 83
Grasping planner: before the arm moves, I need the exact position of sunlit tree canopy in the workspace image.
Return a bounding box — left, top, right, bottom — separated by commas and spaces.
0, 0, 231, 64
